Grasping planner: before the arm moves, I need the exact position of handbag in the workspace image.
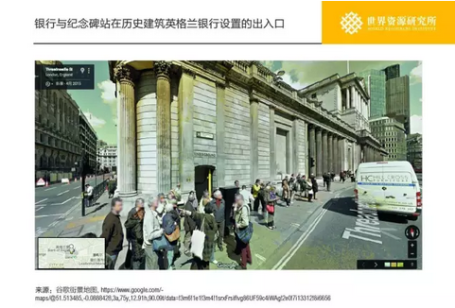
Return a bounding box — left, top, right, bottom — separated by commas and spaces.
236, 206, 254, 244
266, 204, 275, 213
165, 225, 180, 242
152, 235, 171, 252
190, 216, 206, 259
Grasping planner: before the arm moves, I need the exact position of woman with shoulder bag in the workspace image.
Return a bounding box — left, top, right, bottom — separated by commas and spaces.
162, 202, 181, 270
233, 194, 253, 269
265, 184, 279, 230
143, 197, 165, 270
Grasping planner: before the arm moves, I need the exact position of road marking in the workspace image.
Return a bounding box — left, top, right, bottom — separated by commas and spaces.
255, 254, 267, 262
65, 216, 74, 221
272, 187, 353, 270
50, 197, 75, 206
35, 198, 48, 205
290, 223, 300, 227
36, 207, 44, 212
57, 190, 70, 196
273, 209, 327, 270
73, 187, 80, 190
44, 187, 56, 191
381, 231, 401, 240
343, 206, 382, 244
35, 214, 64, 218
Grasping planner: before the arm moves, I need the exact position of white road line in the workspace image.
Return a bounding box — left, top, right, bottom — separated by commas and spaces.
73, 187, 80, 190
57, 190, 70, 196
255, 254, 267, 262
36, 207, 44, 212
50, 197, 75, 206
273, 209, 327, 270
35, 198, 48, 205
49, 220, 60, 228
44, 187, 56, 191
272, 187, 351, 270
290, 223, 300, 227
381, 231, 401, 240
35, 214, 65, 218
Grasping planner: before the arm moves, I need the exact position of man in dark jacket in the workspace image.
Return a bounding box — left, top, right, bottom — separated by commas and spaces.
323, 172, 331, 191
107, 177, 117, 198
210, 190, 225, 251
183, 191, 197, 256
124, 198, 145, 270
101, 197, 124, 269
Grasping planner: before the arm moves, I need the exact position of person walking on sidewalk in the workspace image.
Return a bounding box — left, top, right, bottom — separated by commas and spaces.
264, 183, 279, 229
306, 178, 314, 202
323, 172, 332, 192
240, 185, 254, 207
143, 198, 164, 270
181, 205, 218, 270
252, 179, 261, 212
101, 197, 124, 269
233, 194, 252, 269
198, 190, 211, 214
107, 177, 117, 198
183, 191, 198, 256
282, 179, 291, 207
310, 174, 319, 201
210, 190, 225, 252
85, 183, 94, 207
124, 198, 145, 270
162, 202, 180, 270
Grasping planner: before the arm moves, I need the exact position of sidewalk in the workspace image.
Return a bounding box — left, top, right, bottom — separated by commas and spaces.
175, 180, 355, 270
37, 181, 354, 270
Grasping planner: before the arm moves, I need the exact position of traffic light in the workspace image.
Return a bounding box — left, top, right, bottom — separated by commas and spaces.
310, 157, 315, 167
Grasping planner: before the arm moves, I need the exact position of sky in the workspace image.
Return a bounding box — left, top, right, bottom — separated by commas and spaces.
62, 60, 422, 144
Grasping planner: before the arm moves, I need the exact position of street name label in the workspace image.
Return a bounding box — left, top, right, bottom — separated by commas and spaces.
37, 238, 105, 269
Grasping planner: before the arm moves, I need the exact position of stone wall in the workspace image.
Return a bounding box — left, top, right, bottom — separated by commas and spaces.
296, 119, 307, 174
136, 71, 158, 195
193, 77, 217, 168
257, 103, 271, 180
224, 86, 251, 185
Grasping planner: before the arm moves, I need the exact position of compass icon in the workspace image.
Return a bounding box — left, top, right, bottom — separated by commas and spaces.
405, 225, 420, 240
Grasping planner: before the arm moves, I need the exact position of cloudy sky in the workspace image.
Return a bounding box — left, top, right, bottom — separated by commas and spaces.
63, 60, 422, 144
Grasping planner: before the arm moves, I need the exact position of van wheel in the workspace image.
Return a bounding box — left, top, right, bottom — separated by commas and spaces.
408, 215, 419, 221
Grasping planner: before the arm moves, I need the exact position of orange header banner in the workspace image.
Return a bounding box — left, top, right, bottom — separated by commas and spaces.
322, 1, 455, 44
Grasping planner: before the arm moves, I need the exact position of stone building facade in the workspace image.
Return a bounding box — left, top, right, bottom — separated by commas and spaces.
109, 61, 386, 198
407, 133, 422, 171
35, 63, 81, 174
79, 111, 98, 170
97, 145, 117, 171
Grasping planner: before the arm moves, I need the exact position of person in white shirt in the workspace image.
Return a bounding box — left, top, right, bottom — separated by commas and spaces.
239, 185, 254, 206
85, 184, 94, 207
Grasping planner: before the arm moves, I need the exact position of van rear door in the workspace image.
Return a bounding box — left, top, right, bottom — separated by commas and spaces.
380, 165, 417, 214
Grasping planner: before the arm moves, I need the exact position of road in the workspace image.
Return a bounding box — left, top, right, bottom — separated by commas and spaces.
279, 177, 423, 270
34, 175, 107, 236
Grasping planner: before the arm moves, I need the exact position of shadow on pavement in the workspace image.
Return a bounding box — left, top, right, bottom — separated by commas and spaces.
85, 202, 108, 216
323, 197, 357, 217
323, 196, 414, 224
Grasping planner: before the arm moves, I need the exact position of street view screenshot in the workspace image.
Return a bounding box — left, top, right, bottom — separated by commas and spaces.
35, 60, 422, 270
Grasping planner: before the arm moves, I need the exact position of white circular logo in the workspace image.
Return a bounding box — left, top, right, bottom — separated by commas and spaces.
341, 12, 363, 35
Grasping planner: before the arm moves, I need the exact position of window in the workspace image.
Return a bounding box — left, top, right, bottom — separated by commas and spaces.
311, 93, 317, 99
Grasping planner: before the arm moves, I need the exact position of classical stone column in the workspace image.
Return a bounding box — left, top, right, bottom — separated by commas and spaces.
327, 133, 333, 172
339, 138, 345, 171
309, 125, 316, 176
316, 127, 323, 178
178, 69, 195, 193
333, 135, 338, 173
346, 87, 351, 109
350, 87, 355, 109
114, 63, 138, 197
250, 98, 259, 184
269, 107, 276, 181
155, 61, 172, 194
322, 130, 328, 174
216, 84, 226, 187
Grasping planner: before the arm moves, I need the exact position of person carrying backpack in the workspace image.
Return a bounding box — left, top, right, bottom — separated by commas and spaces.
162, 202, 180, 270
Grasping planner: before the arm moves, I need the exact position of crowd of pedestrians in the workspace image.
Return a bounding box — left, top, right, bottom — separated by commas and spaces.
100, 170, 353, 270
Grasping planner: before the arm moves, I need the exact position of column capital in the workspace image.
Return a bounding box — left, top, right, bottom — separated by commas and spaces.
154, 61, 172, 78
113, 63, 139, 85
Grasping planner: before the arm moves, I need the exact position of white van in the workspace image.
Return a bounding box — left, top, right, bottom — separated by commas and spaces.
354, 161, 422, 220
